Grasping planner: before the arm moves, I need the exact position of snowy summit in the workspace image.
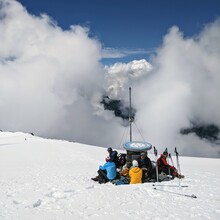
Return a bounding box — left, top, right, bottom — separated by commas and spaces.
0, 131, 219, 219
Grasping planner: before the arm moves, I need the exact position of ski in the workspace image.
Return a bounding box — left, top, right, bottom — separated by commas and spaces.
152, 184, 188, 188
153, 187, 197, 198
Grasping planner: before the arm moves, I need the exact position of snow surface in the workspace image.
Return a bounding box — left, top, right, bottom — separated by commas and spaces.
0, 132, 220, 220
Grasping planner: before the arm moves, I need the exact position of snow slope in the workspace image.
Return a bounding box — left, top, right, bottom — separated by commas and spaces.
0, 132, 219, 220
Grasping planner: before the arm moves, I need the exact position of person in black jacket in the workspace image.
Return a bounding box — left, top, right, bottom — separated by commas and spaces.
107, 147, 119, 168
137, 152, 153, 182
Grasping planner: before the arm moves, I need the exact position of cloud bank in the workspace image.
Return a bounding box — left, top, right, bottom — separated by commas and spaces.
0, 0, 123, 146
105, 21, 220, 157
0, 0, 220, 157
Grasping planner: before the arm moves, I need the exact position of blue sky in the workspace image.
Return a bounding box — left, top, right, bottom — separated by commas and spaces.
17, 0, 220, 64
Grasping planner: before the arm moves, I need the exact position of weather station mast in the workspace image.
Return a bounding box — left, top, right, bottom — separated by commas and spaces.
129, 87, 133, 142
123, 87, 152, 163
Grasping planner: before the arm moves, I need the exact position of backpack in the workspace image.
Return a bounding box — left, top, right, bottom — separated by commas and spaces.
117, 153, 127, 167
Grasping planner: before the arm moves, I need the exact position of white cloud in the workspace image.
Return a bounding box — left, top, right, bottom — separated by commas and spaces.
0, 0, 123, 146
0, 0, 219, 157
103, 20, 220, 157
132, 22, 220, 157
104, 59, 152, 99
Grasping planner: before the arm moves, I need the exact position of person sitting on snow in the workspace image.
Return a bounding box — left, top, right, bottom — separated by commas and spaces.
157, 151, 184, 179
107, 147, 119, 167
91, 157, 117, 184
129, 160, 143, 184
137, 152, 153, 182
114, 161, 132, 185
120, 161, 132, 177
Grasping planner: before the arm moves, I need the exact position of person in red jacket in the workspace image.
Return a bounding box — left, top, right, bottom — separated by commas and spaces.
157, 151, 184, 179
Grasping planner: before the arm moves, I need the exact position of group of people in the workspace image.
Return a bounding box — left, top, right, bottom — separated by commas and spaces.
91, 147, 184, 185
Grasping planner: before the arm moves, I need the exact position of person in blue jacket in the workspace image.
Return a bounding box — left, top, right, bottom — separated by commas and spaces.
91, 157, 117, 184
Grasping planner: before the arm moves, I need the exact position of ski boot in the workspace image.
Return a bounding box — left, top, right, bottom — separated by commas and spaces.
91, 176, 99, 182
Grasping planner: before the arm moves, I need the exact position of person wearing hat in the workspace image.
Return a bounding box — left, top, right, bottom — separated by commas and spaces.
137, 152, 153, 182
91, 157, 117, 184
107, 147, 119, 167
157, 151, 184, 179
129, 160, 142, 184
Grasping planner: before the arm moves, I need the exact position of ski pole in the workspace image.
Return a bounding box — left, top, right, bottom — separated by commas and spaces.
154, 146, 159, 182
174, 147, 182, 175
154, 187, 197, 198
174, 147, 181, 187
164, 147, 168, 154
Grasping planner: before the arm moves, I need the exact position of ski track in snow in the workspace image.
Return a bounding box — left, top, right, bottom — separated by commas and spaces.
0, 132, 220, 220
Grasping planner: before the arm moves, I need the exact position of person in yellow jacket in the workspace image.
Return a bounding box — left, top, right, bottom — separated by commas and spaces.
129, 160, 143, 184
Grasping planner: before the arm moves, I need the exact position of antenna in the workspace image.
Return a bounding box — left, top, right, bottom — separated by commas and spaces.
129, 87, 132, 142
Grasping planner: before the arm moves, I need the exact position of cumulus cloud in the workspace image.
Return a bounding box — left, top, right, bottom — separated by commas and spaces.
105, 20, 220, 157
0, 0, 123, 146
1, 0, 220, 158
104, 59, 152, 99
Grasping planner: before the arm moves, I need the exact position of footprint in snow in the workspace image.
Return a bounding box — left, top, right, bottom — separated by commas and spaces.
33, 199, 42, 208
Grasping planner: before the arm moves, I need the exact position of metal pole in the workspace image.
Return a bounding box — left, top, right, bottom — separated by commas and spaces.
129, 87, 132, 142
